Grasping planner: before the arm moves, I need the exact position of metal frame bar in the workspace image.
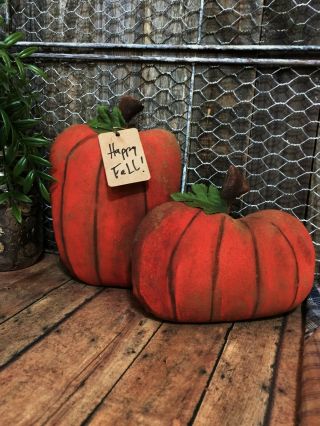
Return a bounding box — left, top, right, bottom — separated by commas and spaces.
16, 42, 320, 54
31, 52, 320, 66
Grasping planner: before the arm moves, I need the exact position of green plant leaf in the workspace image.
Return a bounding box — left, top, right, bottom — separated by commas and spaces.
36, 171, 56, 182
5, 141, 18, 164
13, 156, 27, 177
4, 32, 24, 47
38, 179, 50, 202
23, 136, 50, 146
26, 64, 47, 79
6, 99, 23, 111
0, 49, 11, 68
11, 202, 22, 223
12, 191, 32, 203
23, 170, 35, 193
28, 154, 51, 167
14, 56, 26, 79
171, 184, 228, 215
13, 118, 39, 128
0, 192, 10, 205
0, 108, 11, 142
17, 46, 38, 59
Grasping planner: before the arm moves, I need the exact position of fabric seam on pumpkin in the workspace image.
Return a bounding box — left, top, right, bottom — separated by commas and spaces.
167, 209, 202, 321
270, 221, 300, 311
60, 133, 97, 280
239, 219, 261, 318
93, 160, 104, 285
210, 215, 226, 322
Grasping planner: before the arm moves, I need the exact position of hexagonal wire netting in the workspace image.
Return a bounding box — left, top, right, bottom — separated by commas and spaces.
4, 0, 320, 331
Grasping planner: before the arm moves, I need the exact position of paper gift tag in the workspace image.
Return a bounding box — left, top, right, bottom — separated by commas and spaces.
98, 128, 151, 187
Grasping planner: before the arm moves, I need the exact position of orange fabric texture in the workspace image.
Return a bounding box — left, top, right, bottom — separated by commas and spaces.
50, 125, 181, 287
132, 202, 315, 322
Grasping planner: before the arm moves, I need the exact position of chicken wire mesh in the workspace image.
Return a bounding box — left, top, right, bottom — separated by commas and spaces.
4, 0, 320, 330
8, 0, 320, 45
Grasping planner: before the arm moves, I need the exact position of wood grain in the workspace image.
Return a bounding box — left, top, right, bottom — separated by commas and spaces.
89, 322, 231, 425
0, 289, 160, 426
269, 308, 303, 426
193, 317, 283, 426
305, 114, 320, 273
0, 254, 71, 324
187, 1, 264, 190
0, 255, 307, 425
0, 280, 101, 368
201, 0, 264, 44
300, 327, 320, 426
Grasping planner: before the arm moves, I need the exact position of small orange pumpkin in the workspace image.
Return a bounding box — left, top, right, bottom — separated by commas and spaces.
132, 167, 315, 322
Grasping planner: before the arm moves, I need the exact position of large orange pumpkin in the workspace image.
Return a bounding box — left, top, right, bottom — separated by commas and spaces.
50, 97, 181, 287
132, 167, 315, 322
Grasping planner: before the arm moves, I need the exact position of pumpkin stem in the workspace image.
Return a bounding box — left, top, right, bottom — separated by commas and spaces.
220, 165, 249, 205
118, 96, 144, 123
87, 96, 143, 133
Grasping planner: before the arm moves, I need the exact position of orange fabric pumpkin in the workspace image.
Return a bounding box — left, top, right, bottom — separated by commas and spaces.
50, 99, 181, 287
132, 171, 315, 322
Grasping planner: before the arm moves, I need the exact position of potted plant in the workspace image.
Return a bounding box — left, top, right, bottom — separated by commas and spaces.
0, 13, 53, 270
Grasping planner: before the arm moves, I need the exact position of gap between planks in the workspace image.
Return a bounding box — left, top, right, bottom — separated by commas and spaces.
0, 254, 72, 324
0, 255, 303, 426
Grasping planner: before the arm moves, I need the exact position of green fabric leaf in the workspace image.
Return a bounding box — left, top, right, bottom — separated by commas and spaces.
111, 106, 126, 129
88, 104, 126, 133
171, 184, 228, 215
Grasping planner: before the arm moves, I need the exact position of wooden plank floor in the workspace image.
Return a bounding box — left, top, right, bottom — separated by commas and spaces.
0, 255, 304, 426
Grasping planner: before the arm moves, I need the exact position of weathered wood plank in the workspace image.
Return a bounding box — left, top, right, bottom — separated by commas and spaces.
201, 0, 264, 44
305, 112, 320, 273
88, 322, 231, 425
0, 289, 160, 426
187, 1, 264, 191
11, 0, 202, 44
268, 308, 303, 426
193, 316, 283, 426
246, 67, 320, 220
300, 327, 320, 426
188, 64, 258, 189
0, 254, 71, 324
0, 281, 101, 368
245, 3, 320, 219
260, 1, 320, 45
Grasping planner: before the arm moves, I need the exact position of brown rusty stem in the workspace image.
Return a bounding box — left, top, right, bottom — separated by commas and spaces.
220, 165, 249, 211
118, 96, 144, 123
